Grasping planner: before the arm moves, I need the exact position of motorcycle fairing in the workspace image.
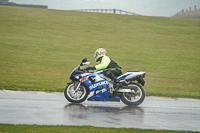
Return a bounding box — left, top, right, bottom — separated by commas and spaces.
118, 71, 146, 80
118, 73, 132, 80
76, 73, 106, 91
87, 89, 120, 101
76, 73, 120, 101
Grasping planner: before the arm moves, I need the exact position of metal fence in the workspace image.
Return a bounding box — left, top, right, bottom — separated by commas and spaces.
70, 9, 139, 16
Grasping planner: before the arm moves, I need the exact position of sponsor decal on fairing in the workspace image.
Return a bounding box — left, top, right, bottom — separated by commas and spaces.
89, 81, 107, 90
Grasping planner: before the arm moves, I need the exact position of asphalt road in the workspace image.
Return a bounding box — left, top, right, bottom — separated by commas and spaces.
0, 90, 200, 131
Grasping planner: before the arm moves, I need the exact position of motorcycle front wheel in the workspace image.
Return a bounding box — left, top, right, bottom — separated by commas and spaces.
64, 82, 89, 103
119, 83, 145, 106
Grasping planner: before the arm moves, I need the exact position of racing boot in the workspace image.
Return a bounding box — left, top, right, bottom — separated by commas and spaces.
113, 79, 123, 89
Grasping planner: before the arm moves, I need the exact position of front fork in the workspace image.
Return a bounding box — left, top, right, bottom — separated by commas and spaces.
67, 81, 82, 91
74, 81, 81, 91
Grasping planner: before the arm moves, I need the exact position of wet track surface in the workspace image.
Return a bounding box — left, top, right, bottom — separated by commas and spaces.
0, 90, 200, 131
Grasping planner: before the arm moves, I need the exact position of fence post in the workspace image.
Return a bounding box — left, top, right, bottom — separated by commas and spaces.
113, 9, 116, 14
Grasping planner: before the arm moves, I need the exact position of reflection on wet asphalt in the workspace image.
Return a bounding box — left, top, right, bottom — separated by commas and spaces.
64, 103, 145, 128
0, 90, 200, 131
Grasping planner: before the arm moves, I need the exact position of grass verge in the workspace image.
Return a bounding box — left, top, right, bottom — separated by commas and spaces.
0, 124, 199, 133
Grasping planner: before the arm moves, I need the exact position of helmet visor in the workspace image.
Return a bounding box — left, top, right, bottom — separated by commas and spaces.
94, 52, 99, 61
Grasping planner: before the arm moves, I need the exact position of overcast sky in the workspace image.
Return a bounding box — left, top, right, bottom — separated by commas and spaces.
10, 0, 200, 17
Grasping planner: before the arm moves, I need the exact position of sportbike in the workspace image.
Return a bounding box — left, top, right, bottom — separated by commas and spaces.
64, 58, 146, 106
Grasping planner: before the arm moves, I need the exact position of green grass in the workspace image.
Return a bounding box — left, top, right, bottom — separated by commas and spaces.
0, 124, 199, 133
0, 5, 200, 98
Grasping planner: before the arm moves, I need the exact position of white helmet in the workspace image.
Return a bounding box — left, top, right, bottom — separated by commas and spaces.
94, 48, 107, 62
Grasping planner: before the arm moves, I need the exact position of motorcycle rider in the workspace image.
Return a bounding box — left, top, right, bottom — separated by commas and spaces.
86, 48, 123, 88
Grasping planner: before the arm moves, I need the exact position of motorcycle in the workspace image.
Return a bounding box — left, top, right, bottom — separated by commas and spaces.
64, 58, 146, 106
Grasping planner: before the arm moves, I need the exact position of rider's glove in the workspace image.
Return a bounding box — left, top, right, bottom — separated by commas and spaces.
86, 66, 96, 70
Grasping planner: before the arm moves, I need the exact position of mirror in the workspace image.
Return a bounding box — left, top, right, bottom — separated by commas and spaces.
82, 58, 87, 63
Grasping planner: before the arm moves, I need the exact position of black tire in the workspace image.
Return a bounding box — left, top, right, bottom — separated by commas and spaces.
64, 83, 89, 103
119, 83, 145, 106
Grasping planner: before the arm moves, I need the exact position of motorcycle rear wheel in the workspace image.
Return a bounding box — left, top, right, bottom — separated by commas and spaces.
119, 83, 145, 106
64, 83, 89, 103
